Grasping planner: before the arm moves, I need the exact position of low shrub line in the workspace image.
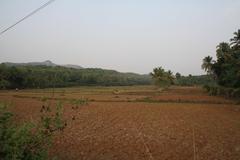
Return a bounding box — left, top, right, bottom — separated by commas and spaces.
203, 85, 240, 99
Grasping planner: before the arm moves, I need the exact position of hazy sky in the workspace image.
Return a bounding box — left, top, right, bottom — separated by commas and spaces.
0, 0, 239, 75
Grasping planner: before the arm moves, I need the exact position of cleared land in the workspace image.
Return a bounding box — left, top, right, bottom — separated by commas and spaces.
0, 86, 239, 160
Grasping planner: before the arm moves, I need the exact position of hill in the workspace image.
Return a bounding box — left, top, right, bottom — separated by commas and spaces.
0, 63, 151, 89
2, 60, 83, 69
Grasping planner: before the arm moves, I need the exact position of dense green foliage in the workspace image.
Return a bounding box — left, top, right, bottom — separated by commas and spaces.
175, 74, 215, 86
150, 67, 214, 87
0, 65, 151, 89
150, 67, 174, 87
203, 85, 240, 98
0, 101, 66, 160
202, 29, 240, 97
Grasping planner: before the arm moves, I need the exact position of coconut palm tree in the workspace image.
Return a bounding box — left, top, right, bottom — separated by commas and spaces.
230, 29, 240, 49
201, 56, 213, 74
175, 72, 181, 79
150, 67, 173, 87
216, 42, 231, 59
167, 70, 175, 84
150, 67, 166, 81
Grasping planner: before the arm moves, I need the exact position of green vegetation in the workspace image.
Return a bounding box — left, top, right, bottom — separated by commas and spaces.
150, 67, 214, 87
0, 102, 66, 160
70, 98, 89, 109
202, 29, 240, 98
0, 65, 151, 89
150, 67, 174, 87
175, 74, 215, 86
203, 84, 240, 98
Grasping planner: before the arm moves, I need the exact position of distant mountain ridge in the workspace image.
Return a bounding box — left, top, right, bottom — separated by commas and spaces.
2, 60, 83, 69
0, 61, 151, 89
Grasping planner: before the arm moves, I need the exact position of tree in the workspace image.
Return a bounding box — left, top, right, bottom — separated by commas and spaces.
230, 29, 240, 49
201, 56, 213, 74
202, 29, 240, 88
0, 80, 10, 89
167, 70, 175, 84
175, 72, 181, 79
150, 67, 174, 87
216, 42, 231, 60
0, 65, 151, 89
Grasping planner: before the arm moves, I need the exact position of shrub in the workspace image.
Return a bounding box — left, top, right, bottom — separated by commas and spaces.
0, 101, 66, 160
203, 85, 210, 92
0, 79, 10, 89
203, 85, 240, 99
70, 98, 89, 110
232, 88, 240, 98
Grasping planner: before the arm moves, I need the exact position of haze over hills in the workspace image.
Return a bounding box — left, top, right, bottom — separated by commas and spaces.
2, 60, 84, 69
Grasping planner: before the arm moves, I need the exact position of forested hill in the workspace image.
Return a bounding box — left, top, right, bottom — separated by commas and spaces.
0, 64, 151, 89
2, 60, 83, 69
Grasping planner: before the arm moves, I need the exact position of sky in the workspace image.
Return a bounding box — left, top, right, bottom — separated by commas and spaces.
0, 0, 239, 75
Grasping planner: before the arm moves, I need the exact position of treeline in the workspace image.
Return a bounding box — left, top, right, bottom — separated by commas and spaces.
150, 67, 214, 87
0, 65, 151, 89
175, 74, 215, 86
202, 29, 240, 98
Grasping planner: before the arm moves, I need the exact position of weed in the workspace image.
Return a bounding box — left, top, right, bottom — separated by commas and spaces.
0, 101, 66, 160
71, 97, 89, 110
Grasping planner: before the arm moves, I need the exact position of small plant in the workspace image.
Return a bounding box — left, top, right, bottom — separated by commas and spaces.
0, 101, 66, 160
40, 101, 66, 133
70, 98, 89, 110
40, 96, 48, 103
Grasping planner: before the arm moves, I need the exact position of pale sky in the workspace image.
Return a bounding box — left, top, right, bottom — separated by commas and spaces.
0, 0, 239, 75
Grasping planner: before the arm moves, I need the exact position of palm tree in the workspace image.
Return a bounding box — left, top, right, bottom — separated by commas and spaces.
150, 67, 166, 81
150, 67, 173, 87
175, 72, 181, 79
216, 42, 231, 59
167, 70, 174, 84
201, 56, 213, 74
230, 29, 240, 48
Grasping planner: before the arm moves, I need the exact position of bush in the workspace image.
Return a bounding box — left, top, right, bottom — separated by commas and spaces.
203, 85, 240, 99
70, 98, 89, 109
203, 84, 210, 92
232, 88, 240, 98
0, 101, 66, 160
203, 85, 218, 96
0, 79, 10, 89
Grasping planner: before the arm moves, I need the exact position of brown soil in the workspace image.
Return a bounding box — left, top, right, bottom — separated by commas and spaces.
0, 86, 239, 160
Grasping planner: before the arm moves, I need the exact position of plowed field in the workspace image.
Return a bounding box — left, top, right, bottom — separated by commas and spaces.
0, 86, 239, 160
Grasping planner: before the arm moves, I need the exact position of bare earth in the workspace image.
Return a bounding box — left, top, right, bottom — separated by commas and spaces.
0, 86, 239, 160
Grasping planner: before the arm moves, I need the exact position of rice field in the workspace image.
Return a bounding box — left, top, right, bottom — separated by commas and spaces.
0, 86, 239, 160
